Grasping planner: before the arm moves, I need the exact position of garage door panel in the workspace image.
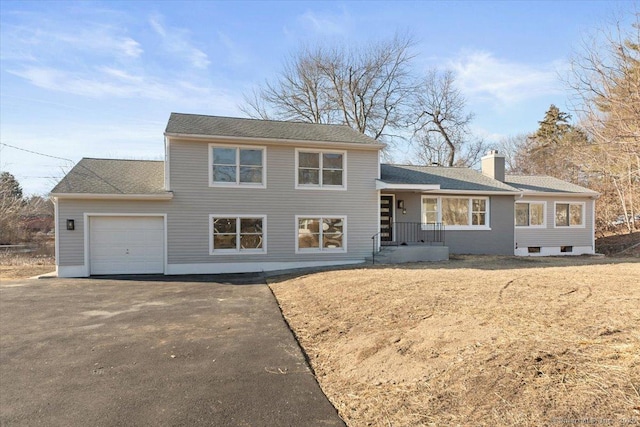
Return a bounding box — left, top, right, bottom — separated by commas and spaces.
90, 216, 164, 275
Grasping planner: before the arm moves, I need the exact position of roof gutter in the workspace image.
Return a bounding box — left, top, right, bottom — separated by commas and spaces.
164, 133, 386, 150
51, 192, 174, 201
376, 181, 440, 191
424, 189, 522, 195
519, 191, 600, 199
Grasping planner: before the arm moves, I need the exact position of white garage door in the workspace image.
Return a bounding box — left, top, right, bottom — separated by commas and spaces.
89, 216, 164, 275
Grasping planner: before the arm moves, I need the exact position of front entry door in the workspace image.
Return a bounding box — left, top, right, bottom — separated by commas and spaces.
380, 195, 394, 242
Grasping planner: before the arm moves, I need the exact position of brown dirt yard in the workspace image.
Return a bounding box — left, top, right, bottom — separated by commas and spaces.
269, 256, 640, 426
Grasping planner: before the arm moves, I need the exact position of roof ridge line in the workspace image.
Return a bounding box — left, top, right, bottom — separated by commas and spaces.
170, 112, 355, 129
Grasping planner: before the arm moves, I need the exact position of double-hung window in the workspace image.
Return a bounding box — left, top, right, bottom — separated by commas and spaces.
210, 215, 266, 254
421, 196, 490, 229
515, 202, 546, 227
555, 202, 584, 227
296, 149, 346, 189
209, 144, 265, 187
296, 216, 346, 252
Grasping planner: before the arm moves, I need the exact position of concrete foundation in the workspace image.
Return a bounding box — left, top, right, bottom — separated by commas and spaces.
370, 245, 449, 264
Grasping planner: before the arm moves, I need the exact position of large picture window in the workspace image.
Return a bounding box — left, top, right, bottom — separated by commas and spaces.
555, 202, 584, 227
515, 202, 545, 227
296, 216, 346, 252
421, 196, 489, 229
209, 144, 265, 187
296, 149, 346, 189
210, 215, 265, 254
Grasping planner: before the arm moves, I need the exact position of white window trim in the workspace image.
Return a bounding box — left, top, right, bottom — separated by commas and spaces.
515, 201, 547, 228
420, 195, 491, 230
295, 215, 347, 253
553, 201, 586, 228
294, 148, 347, 191
208, 143, 267, 188
209, 214, 267, 255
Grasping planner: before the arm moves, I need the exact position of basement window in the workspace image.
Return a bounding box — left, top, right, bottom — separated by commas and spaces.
528, 247, 541, 254
560, 246, 573, 253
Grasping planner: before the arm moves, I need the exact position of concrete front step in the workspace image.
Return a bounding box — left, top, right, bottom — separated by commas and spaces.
366, 245, 449, 264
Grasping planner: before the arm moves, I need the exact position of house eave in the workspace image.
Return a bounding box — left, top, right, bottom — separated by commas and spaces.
426, 189, 521, 195
518, 191, 600, 199
164, 132, 386, 150
51, 192, 174, 201
376, 181, 441, 191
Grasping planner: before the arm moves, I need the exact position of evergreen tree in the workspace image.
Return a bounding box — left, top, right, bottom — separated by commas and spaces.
0, 172, 23, 201
521, 105, 588, 183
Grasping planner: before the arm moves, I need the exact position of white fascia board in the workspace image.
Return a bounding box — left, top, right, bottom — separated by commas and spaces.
52, 193, 174, 201
519, 191, 600, 199
376, 181, 441, 191
393, 187, 519, 195
425, 189, 521, 195
164, 133, 386, 151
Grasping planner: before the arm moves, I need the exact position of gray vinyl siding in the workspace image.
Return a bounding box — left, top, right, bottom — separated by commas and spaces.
384, 192, 515, 255
514, 196, 595, 249
56, 139, 379, 266
56, 201, 172, 266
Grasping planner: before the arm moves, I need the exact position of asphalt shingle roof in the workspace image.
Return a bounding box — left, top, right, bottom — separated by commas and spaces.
506, 175, 599, 194
51, 158, 166, 194
380, 164, 519, 192
165, 113, 381, 145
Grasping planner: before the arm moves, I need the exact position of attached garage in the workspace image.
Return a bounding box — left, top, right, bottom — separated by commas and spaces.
88, 216, 165, 275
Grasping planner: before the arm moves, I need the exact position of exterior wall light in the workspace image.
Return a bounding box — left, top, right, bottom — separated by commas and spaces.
397, 200, 407, 215
66, 219, 75, 231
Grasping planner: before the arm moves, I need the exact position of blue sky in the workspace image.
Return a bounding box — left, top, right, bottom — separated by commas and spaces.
0, 0, 631, 195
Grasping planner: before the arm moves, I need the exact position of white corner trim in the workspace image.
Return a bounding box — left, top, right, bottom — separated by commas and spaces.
53, 198, 60, 268
164, 135, 171, 191
57, 265, 89, 278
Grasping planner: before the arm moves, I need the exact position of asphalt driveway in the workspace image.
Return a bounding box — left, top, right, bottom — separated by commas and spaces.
0, 274, 345, 426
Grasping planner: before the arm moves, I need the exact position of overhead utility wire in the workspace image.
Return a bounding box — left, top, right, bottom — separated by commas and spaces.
0, 142, 74, 163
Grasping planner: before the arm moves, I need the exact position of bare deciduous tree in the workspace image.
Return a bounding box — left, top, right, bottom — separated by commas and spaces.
411, 69, 484, 166
565, 13, 640, 232
497, 133, 529, 173
242, 34, 416, 143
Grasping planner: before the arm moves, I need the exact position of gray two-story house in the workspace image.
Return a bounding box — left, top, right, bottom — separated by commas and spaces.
51, 113, 598, 277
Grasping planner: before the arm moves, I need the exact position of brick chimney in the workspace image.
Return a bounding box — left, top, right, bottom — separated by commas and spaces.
481, 150, 505, 182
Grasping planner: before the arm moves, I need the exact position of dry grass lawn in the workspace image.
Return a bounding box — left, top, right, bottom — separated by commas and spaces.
0, 253, 55, 279
269, 256, 640, 426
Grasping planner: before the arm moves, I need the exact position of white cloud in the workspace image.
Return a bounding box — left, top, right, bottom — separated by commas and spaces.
447, 51, 563, 106
6, 65, 219, 102
297, 8, 351, 36
217, 32, 249, 66
0, 22, 142, 61
149, 13, 210, 69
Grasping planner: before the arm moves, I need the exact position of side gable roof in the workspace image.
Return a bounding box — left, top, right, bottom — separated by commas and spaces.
51, 158, 168, 196
380, 164, 519, 192
165, 113, 382, 146
506, 175, 599, 195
